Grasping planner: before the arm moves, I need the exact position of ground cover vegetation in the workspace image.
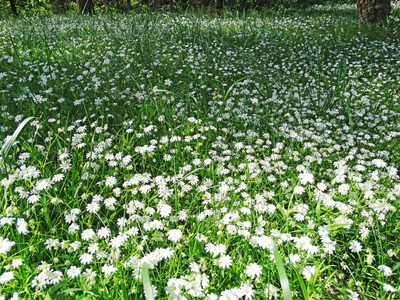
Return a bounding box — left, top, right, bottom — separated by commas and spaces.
1, 4, 400, 300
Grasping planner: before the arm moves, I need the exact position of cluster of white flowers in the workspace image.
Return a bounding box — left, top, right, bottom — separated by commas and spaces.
0, 236, 15, 255
1, 9, 400, 300
31, 262, 63, 289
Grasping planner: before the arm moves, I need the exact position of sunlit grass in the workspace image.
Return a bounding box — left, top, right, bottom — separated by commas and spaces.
0, 4, 400, 299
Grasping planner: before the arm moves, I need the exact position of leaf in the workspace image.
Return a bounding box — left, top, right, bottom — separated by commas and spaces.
309, 261, 325, 287
272, 242, 292, 300
181, 167, 204, 180
327, 223, 348, 232
316, 199, 321, 218
320, 270, 337, 290
392, 262, 400, 271
48, 279, 67, 294
290, 228, 317, 234
223, 76, 248, 103
45, 294, 52, 300
63, 288, 82, 294
293, 268, 309, 300
1, 116, 35, 161
75, 294, 96, 300
44, 278, 67, 300
142, 263, 154, 300
157, 89, 195, 108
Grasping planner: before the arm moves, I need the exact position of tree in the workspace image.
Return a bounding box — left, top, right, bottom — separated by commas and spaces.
77, 0, 95, 15
356, 0, 391, 23
9, 0, 18, 16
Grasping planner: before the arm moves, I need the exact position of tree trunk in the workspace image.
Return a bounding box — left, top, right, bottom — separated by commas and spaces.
357, 0, 391, 23
77, 0, 95, 15
9, 0, 18, 16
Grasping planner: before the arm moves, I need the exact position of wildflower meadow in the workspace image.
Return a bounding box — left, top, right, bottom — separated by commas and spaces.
1, 4, 400, 300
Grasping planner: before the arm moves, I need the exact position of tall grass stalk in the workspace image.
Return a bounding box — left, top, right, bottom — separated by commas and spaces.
272, 242, 292, 300
1, 116, 35, 210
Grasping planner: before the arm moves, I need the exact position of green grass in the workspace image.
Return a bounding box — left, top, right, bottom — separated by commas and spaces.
0, 3, 400, 299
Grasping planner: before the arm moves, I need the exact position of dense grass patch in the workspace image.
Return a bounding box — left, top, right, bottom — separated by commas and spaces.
1, 4, 400, 300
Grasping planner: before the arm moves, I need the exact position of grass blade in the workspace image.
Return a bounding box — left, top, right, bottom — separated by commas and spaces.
223, 76, 248, 103
1, 116, 36, 211
272, 241, 292, 300
1, 116, 35, 164
293, 267, 309, 300
142, 263, 154, 300
316, 199, 321, 218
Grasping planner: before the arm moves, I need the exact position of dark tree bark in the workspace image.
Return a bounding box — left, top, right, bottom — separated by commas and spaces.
357, 0, 391, 23
9, 0, 18, 16
77, 0, 95, 15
